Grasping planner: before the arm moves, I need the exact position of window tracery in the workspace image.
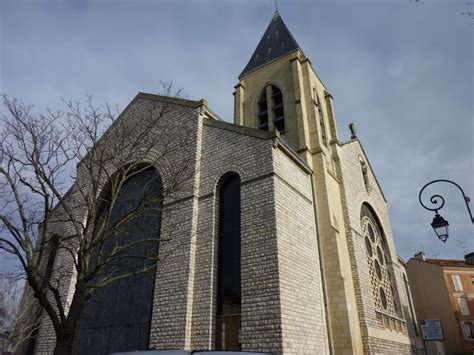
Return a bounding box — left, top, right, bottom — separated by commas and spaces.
362, 204, 399, 317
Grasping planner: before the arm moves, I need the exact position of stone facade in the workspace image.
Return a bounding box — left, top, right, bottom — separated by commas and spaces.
337, 139, 420, 354
20, 10, 421, 355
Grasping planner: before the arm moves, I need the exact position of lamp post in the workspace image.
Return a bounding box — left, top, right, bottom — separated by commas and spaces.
419, 179, 474, 243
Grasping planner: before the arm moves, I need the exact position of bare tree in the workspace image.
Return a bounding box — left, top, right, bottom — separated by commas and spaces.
0, 86, 193, 354
0, 277, 38, 354
0, 278, 22, 333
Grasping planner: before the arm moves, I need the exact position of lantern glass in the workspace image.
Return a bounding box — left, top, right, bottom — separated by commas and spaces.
431, 214, 449, 243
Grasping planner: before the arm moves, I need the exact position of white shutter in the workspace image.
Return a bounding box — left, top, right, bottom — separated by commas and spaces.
452, 275, 463, 291
459, 298, 470, 315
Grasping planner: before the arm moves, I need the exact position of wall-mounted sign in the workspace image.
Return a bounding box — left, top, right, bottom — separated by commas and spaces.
420, 319, 445, 341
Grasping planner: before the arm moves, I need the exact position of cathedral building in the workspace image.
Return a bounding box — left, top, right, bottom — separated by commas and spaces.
25, 10, 420, 355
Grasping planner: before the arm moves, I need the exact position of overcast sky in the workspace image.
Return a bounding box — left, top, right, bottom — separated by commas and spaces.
0, 0, 473, 267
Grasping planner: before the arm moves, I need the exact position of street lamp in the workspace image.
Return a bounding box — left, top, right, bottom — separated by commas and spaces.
430, 213, 449, 243
419, 179, 473, 243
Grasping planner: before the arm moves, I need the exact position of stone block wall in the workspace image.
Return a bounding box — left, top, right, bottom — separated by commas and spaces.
33, 210, 79, 354
272, 148, 328, 354
190, 119, 277, 350
189, 120, 329, 353
26, 94, 331, 354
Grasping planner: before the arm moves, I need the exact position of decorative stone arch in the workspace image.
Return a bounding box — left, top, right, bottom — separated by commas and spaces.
210, 166, 246, 195
361, 203, 387, 244
118, 158, 168, 194
253, 81, 287, 133
80, 157, 168, 215
251, 79, 288, 111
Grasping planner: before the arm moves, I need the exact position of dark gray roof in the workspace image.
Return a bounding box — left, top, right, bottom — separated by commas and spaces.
239, 11, 301, 78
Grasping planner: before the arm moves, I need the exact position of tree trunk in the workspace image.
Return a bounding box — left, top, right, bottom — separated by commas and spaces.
53, 288, 88, 355
54, 329, 75, 355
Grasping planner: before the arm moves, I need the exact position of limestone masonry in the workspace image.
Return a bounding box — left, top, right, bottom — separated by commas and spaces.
22, 10, 421, 355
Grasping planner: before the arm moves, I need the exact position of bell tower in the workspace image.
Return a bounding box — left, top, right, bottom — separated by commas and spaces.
234, 11, 366, 354
234, 10, 338, 162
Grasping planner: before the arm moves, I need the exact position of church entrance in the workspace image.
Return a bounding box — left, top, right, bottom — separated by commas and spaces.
216, 313, 241, 350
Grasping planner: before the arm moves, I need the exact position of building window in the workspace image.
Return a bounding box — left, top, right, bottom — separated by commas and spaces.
45, 235, 60, 280
74, 167, 162, 354
459, 298, 470, 315
461, 321, 474, 340
257, 90, 269, 131
256, 85, 285, 133
314, 89, 328, 146
361, 203, 399, 316
216, 173, 241, 351
452, 275, 463, 291
271, 85, 285, 132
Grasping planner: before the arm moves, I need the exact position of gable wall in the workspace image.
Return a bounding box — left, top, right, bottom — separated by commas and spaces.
337, 140, 418, 354
32, 96, 205, 353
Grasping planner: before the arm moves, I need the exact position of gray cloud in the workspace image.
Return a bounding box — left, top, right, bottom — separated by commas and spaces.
0, 0, 472, 269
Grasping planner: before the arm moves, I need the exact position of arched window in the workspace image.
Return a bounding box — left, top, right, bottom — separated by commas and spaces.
361, 203, 399, 316
216, 173, 241, 351
74, 167, 163, 355
256, 85, 285, 132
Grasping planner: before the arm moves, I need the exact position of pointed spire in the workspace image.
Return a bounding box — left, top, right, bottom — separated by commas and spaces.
239, 12, 301, 78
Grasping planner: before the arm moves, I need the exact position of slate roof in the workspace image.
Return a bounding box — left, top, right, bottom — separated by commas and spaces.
239, 11, 301, 78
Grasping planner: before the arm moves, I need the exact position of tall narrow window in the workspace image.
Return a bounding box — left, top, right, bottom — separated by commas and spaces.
256, 85, 285, 133
44, 235, 60, 280
453, 275, 463, 291
314, 90, 327, 146
216, 173, 241, 351
459, 298, 470, 315
257, 90, 269, 131
271, 85, 285, 132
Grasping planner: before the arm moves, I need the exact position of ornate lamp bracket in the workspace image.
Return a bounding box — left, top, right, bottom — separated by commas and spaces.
419, 179, 474, 224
